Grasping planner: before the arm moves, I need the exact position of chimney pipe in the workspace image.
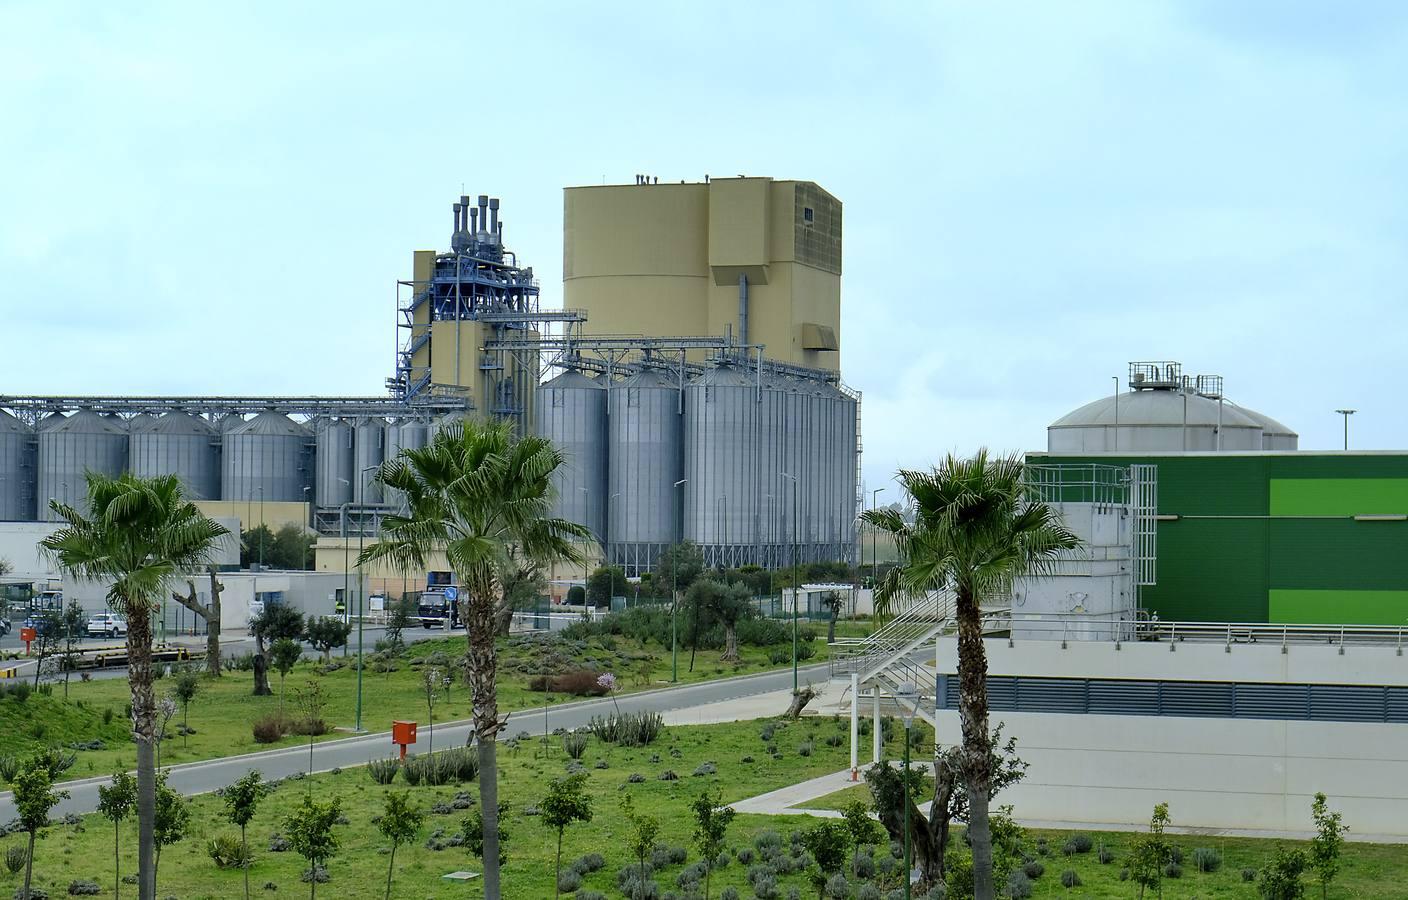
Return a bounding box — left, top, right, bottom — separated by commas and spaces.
477, 195, 489, 236
489, 197, 499, 235
469, 207, 478, 236
453, 202, 462, 234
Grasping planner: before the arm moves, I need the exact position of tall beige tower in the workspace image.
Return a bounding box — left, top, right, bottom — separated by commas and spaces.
563, 177, 842, 371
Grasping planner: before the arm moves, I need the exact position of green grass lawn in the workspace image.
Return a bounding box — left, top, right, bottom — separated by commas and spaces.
0, 625, 853, 782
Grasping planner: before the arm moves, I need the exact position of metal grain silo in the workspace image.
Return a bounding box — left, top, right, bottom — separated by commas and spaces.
354, 418, 385, 504
222, 411, 310, 502
535, 369, 607, 542
37, 410, 128, 519
130, 411, 220, 500
683, 364, 761, 568
607, 368, 682, 575
315, 418, 354, 506
0, 410, 36, 521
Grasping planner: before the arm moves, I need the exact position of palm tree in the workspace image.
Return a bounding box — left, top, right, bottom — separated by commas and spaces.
40, 473, 229, 900
358, 420, 589, 899
863, 451, 1078, 900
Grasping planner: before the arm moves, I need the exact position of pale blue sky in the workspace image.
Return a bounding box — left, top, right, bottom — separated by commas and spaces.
3, 1, 1406, 493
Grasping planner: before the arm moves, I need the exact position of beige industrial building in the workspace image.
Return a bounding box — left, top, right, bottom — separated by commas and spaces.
563, 177, 842, 370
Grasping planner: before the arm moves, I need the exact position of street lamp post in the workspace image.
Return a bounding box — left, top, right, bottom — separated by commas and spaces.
301, 486, 312, 571
1336, 409, 1356, 451
780, 471, 800, 695
608, 492, 621, 606
672, 478, 687, 683
353, 464, 378, 733
896, 682, 920, 900
257, 486, 265, 569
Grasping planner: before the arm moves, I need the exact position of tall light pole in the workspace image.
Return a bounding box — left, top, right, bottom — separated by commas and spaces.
1336, 409, 1356, 451
780, 471, 799, 695
354, 464, 378, 733
672, 478, 687, 683
896, 682, 919, 900
578, 487, 591, 606
608, 492, 621, 606
257, 486, 265, 569
337, 478, 352, 657
301, 486, 312, 571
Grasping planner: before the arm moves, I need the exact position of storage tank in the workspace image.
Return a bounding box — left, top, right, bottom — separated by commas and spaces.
1230, 404, 1299, 451
535, 369, 607, 542
683, 364, 761, 565
0, 410, 36, 521
315, 418, 354, 507
222, 411, 310, 502
38, 409, 128, 519
607, 368, 682, 575
1049, 389, 1265, 452
130, 411, 220, 499
354, 417, 385, 504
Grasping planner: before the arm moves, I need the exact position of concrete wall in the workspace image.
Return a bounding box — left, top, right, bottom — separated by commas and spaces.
0, 522, 61, 583
934, 637, 1408, 836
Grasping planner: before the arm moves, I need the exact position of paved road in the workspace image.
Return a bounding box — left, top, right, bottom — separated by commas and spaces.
0, 661, 833, 819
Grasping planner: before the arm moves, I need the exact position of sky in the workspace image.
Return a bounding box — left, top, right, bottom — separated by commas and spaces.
3, 1, 1407, 495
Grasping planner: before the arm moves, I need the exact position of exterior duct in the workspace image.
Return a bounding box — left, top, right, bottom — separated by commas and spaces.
489, 197, 499, 235
738, 274, 748, 345
477, 195, 489, 237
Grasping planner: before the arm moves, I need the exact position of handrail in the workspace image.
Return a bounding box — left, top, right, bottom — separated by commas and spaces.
999, 613, 1408, 647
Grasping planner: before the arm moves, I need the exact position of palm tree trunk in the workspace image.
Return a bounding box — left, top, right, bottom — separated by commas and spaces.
384, 843, 397, 900
465, 584, 503, 898
955, 584, 994, 900
129, 608, 158, 900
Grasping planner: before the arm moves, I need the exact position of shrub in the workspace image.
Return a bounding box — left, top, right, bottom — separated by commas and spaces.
368, 758, 399, 785
575, 892, 608, 900
66, 881, 102, 896
1242, 867, 1258, 882
564, 731, 589, 759
9, 682, 30, 702
1117, 868, 1129, 881
657, 770, 678, 781
529, 669, 609, 696
797, 742, 813, 758
754, 831, 782, 853
0, 756, 18, 783
572, 853, 606, 874
1164, 862, 1183, 879
1097, 843, 1114, 864
692, 762, 717, 777
1169, 845, 1184, 864
852, 849, 876, 879
1004, 869, 1033, 899
676, 861, 707, 888
1061, 840, 1078, 856
557, 869, 583, 893
1022, 860, 1044, 879
588, 711, 665, 747
1060, 869, 1081, 888
737, 847, 755, 865
1192, 847, 1222, 873
207, 833, 253, 869
824, 734, 843, 748
289, 716, 330, 736
252, 715, 285, 744
750, 871, 779, 899
4, 846, 24, 875
1068, 834, 1092, 853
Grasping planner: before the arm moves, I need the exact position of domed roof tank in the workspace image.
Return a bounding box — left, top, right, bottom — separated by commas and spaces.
0, 411, 36, 521
607, 368, 682, 572
535, 369, 607, 542
1228, 404, 1299, 451
221, 412, 310, 502
1048, 389, 1265, 452
130, 411, 220, 500
38, 409, 129, 519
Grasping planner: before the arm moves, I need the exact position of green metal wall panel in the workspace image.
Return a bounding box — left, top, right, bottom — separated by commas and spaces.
1269, 589, 1408, 625
1270, 478, 1408, 516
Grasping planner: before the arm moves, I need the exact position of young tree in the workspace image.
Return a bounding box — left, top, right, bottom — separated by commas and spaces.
689, 788, 735, 900
249, 604, 304, 696
619, 792, 660, 896
154, 696, 177, 770
222, 770, 268, 900
240, 524, 277, 569
302, 615, 351, 663
376, 792, 423, 900
41, 473, 228, 900
585, 565, 625, 609
800, 819, 851, 899
14, 758, 69, 900
840, 798, 882, 850
384, 596, 414, 649
820, 590, 844, 643
170, 566, 225, 676
460, 804, 509, 868
359, 420, 589, 899
1260, 845, 1309, 900
269, 638, 302, 716
422, 666, 442, 756
283, 796, 343, 900
494, 548, 548, 637
98, 771, 137, 900
272, 523, 316, 570
1128, 802, 1173, 900
293, 681, 328, 780
152, 774, 191, 892
57, 600, 86, 698
1310, 792, 1346, 900
864, 452, 1078, 900
540, 773, 593, 899
172, 668, 201, 750
28, 606, 62, 690
653, 542, 704, 598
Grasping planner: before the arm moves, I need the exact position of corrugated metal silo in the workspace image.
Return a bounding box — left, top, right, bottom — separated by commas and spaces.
130, 411, 220, 499
535, 369, 607, 542
0, 411, 36, 521
222, 412, 310, 502
37, 410, 128, 519
607, 368, 682, 575
354, 418, 385, 503
683, 364, 761, 567
315, 418, 354, 506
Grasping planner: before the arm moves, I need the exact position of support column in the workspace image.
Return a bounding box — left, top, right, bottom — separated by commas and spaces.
849, 673, 859, 781
872, 688, 882, 764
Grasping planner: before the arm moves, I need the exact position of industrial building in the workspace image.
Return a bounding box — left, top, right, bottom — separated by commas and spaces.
0, 180, 862, 582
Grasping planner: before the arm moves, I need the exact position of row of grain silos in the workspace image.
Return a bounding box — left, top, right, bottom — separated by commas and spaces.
536, 362, 859, 576
0, 410, 438, 521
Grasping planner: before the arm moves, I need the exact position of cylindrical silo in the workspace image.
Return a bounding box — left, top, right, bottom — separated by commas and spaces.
315, 418, 354, 507
130, 411, 220, 500
38, 410, 128, 519
683, 364, 761, 568
535, 369, 607, 543
0, 411, 36, 521
222, 411, 310, 502
607, 368, 682, 575
354, 417, 385, 504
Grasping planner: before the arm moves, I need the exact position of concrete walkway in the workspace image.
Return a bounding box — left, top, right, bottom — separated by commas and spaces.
732, 768, 857, 819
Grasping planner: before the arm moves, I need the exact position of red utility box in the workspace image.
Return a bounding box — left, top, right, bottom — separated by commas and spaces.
19, 628, 35, 655
392, 721, 417, 759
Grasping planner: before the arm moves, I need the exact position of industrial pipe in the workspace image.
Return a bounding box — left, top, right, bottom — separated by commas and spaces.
489, 197, 500, 235
477, 195, 489, 236
453, 202, 462, 234
469, 207, 478, 236
738, 274, 749, 346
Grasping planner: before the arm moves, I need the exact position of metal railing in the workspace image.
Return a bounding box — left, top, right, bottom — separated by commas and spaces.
1000, 612, 1408, 651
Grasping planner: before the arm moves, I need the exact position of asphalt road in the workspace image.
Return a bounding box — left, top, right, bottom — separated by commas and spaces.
0, 661, 833, 819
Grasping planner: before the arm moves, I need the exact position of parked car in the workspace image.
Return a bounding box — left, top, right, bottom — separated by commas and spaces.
86, 613, 128, 638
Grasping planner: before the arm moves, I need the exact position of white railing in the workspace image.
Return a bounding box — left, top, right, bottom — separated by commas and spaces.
1001, 613, 1408, 651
